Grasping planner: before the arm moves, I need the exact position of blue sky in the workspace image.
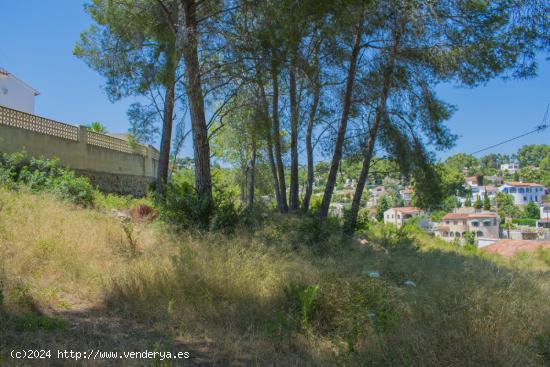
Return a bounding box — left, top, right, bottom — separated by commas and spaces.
1, 0, 548, 160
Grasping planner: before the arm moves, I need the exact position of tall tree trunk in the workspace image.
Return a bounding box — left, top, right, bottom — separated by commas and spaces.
155, 39, 177, 195
156, 79, 176, 195
289, 53, 300, 210
247, 127, 257, 209
343, 113, 381, 235
271, 58, 288, 212
179, 0, 212, 205
241, 165, 247, 203
344, 43, 398, 235
318, 20, 364, 219
302, 47, 321, 212
258, 80, 283, 210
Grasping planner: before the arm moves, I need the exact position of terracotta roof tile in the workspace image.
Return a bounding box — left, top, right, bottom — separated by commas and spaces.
504, 181, 544, 187
442, 211, 498, 220
394, 207, 422, 214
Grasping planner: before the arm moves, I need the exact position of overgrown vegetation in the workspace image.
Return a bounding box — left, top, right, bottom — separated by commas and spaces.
0, 152, 95, 206
3, 189, 550, 365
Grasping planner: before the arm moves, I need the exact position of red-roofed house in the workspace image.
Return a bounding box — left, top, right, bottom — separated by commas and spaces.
384, 207, 423, 227
435, 211, 499, 241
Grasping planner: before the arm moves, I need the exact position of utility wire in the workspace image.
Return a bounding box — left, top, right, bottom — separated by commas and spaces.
470, 103, 550, 156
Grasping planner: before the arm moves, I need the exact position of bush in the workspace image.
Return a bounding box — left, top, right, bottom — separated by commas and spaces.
157, 180, 242, 233
0, 152, 96, 206
50, 171, 95, 207
512, 218, 537, 227
356, 208, 371, 230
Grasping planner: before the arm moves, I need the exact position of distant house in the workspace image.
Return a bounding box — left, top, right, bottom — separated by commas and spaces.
366, 185, 386, 208
400, 188, 414, 206
0, 68, 39, 114
471, 185, 499, 202
384, 207, 423, 227
484, 175, 504, 186
435, 211, 499, 241
499, 181, 547, 205
465, 176, 479, 187
538, 204, 550, 229
500, 162, 520, 174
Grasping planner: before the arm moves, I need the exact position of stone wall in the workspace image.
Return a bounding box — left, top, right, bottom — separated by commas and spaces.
74, 169, 155, 197
0, 105, 158, 196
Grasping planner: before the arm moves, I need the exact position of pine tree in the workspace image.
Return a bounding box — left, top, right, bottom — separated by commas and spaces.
474, 196, 483, 210
465, 192, 472, 207
483, 190, 491, 210
376, 196, 390, 222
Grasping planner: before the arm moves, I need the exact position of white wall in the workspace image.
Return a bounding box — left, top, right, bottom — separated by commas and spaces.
500, 185, 546, 205
0, 74, 36, 114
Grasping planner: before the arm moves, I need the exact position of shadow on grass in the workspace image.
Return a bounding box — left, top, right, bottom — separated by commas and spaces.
0, 305, 217, 366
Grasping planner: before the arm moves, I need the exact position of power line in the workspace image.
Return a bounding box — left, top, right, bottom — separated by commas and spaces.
470, 103, 550, 156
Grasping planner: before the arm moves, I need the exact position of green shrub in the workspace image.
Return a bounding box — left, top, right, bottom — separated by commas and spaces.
13, 314, 67, 331
295, 215, 342, 252
50, 171, 95, 207
267, 283, 321, 348
536, 246, 550, 266
158, 181, 213, 229
210, 190, 242, 233
158, 180, 242, 232
0, 152, 96, 206
512, 218, 537, 227
356, 208, 371, 230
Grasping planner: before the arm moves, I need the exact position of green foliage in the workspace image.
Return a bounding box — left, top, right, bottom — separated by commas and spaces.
0, 152, 96, 207
286, 283, 320, 328
483, 191, 491, 210
517, 145, 550, 167
375, 196, 390, 222
87, 121, 107, 133
157, 181, 214, 230
463, 231, 476, 246
536, 247, 550, 267
473, 196, 483, 210
523, 201, 540, 219
50, 171, 95, 207
295, 215, 342, 253
540, 152, 550, 172
512, 218, 537, 227
431, 210, 447, 222
495, 192, 520, 219
356, 208, 371, 230
465, 192, 472, 207
443, 195, 461, 212
157, 179, 242, 233
268, 283, 320, 348
444, 154, 478, 175
210, 189, 242, 233
13, 314, 67, 332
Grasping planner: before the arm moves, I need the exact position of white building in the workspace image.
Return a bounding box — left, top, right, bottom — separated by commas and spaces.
384, 207, 423, 227
500, 162, 520, 174
400, 188, 413, 206
499, 181, 547, 205
471, 185, 499, 202
0, 68, 39, 114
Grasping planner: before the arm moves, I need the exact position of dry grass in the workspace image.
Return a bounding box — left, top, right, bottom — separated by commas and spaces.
2, 189, 550, 366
